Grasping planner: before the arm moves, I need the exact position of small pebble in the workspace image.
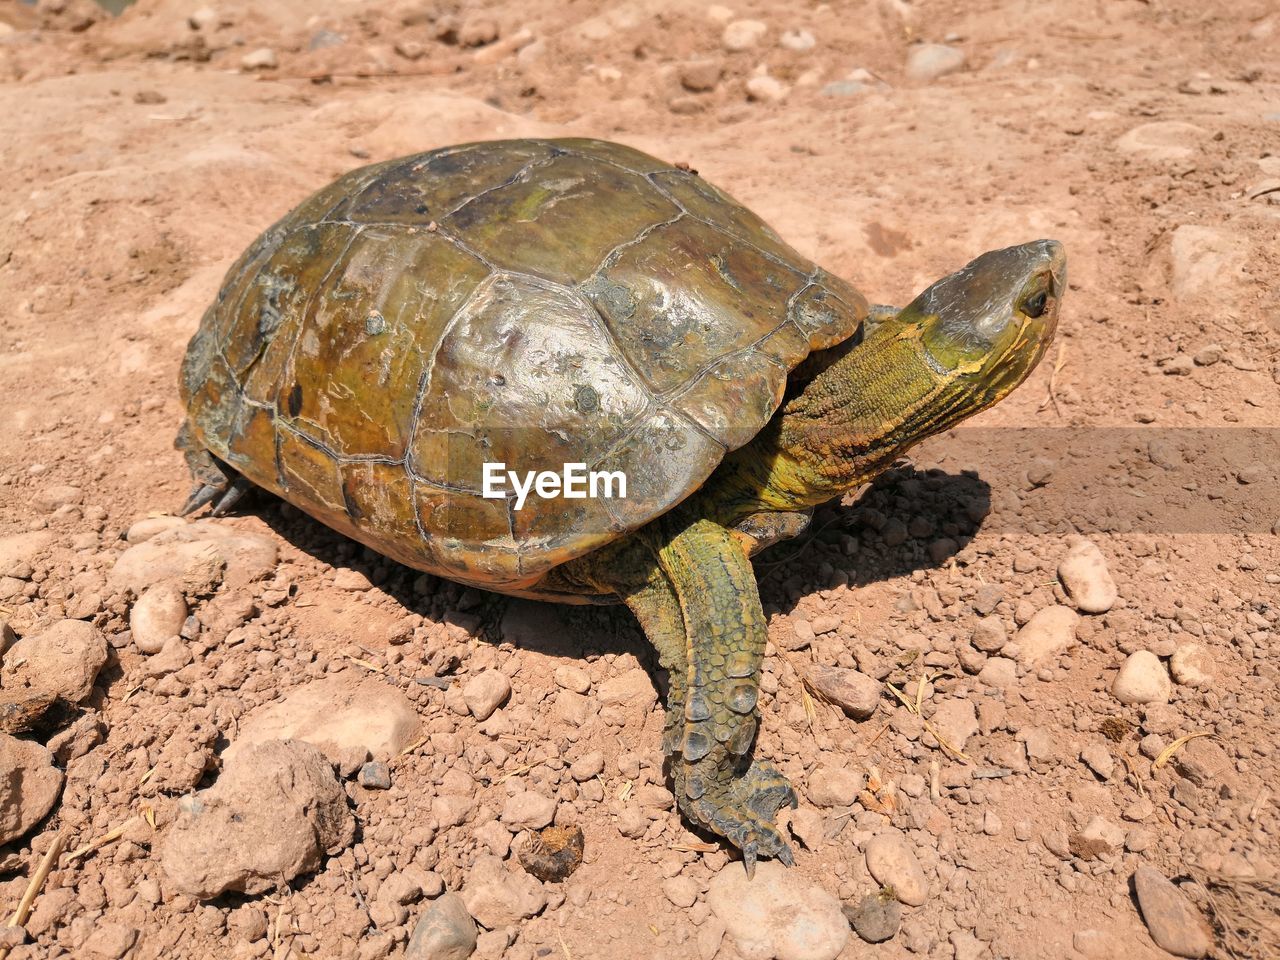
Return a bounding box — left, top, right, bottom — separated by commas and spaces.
779, 29, 816, 51
845, 892, 901, 943
662, 876, 699, 909
1014, 606, 1078, 666
130, 583, 187, 655
240, 48, 278, 71
746, 75, 789, 103
1169, 644, 1214, 687
462, 670, 511, 720
722, 19, 767, 52
1058, 537, 1117, 613
359, 761, 391, 790
905, 44, 966, 82
1112, 651, 1172, 705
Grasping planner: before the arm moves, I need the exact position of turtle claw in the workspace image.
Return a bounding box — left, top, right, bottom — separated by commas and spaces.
180, 483, 223, 516
681, 759, 798, 874
210, 476, 253, 516
742, 843, 758, 880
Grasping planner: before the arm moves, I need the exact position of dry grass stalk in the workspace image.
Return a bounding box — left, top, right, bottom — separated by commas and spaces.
885, 680, 972, 763
1, 832, 66, 960
1039, 342, 1068, 416
398, 734, 431, 757
66, 818, 135, 862
341, 654, 384, 673
493, 754, 557, 785
1152, 731, 1213, 771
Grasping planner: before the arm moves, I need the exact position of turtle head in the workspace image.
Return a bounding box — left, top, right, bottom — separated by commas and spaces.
901, 239, 1065, 410
714, 240, 1066, 515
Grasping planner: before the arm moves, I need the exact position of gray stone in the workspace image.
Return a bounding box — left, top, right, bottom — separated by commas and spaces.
845, 892, 901, 943
406, 892, 477, 960
360, 761, 392, 790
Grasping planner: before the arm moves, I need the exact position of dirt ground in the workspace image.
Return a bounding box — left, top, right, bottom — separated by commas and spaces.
1, 0, 1278, 958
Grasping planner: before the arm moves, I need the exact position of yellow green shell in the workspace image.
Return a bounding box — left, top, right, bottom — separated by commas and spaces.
180, 138, 867, 596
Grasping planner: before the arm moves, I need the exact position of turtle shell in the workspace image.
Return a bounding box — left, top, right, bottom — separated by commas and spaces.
181, 138, 867, 596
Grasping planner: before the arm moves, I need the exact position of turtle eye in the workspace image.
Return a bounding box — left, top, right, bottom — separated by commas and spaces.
1022, 290, 1049, 318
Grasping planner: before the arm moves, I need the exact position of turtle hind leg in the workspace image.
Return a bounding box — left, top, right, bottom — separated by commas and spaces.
175, 420, 246, 516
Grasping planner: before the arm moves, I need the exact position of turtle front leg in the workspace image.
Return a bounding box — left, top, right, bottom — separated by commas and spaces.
652, 516, 796, 874
174, 420, 250, 516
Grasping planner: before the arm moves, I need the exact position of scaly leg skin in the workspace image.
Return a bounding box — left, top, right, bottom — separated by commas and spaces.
731, 510, 813, 559
621, 568, 689, 758
655, 516, 797, 875
174, 420, 250, 516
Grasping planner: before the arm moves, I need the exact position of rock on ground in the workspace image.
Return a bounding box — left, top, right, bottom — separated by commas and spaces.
930, 699, 978, 753
224, 676, 420, 763
1115, 121, 1207, 162
1013, 606, 1079, 666
1168, 224, 1248, 301
596, 668, 657, 713
845, 892, 901, 943
806, 765, 862, 808
864, 831, 928, 906
130, 581, 188, 654
405, 892, 478, 960
109, 521, 278, 594
160, 739, 355, 899
1112, 651, 1172, 705
461, 670, 511, 721
905, 43, 966, 82
501, 790, 556, 830
1169, 644, 1214, 687
0, 733, 64, 845
1133, 864, 1211, 958
707, 859, 848, 960
1, 618, 107, 704
806, 666, 880, 719
462, 855, 546, 930
1058, 537, 1117, 613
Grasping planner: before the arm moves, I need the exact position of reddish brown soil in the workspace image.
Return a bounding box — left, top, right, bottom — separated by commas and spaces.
1, 1, 1277, 959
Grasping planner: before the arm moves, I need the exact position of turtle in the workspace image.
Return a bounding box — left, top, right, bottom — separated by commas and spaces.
178, 137, 1065, 872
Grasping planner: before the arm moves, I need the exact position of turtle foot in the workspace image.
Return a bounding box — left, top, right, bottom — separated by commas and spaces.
680, 759, 797, 876
176, 421, 248, 516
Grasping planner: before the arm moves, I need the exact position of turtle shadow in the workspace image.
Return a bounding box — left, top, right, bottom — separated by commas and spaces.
249, 464, 990, 661
753, 464, 993, 619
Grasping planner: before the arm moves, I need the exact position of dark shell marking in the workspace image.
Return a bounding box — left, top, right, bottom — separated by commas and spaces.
181, 138, 868, 597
